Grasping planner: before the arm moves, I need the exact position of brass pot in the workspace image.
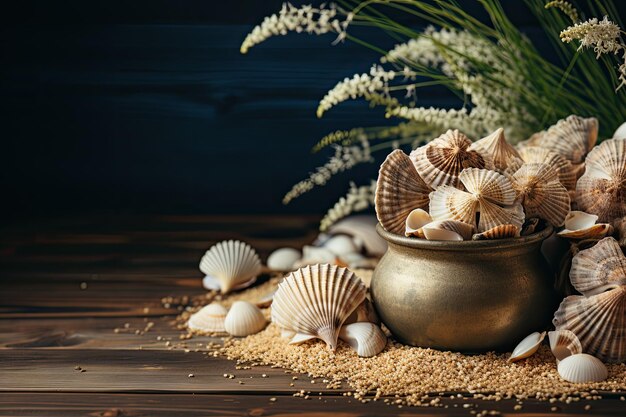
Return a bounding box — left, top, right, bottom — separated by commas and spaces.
371, 223, 558, 352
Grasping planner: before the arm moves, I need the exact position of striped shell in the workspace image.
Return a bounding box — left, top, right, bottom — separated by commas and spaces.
508, 146, 577, 192
200, 240, 261, 294
187, 303, 227, 334
375, 150, 432, 235
271, 264, 366, 351
548, 329, 582, 362
570, 237, 626, 295
468, 128, 520, 172
472, 224, 520, 240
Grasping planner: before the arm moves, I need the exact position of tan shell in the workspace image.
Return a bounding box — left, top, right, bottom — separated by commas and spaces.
472, 224, 520, 240
576, 138, 626, 223
422, 220, 474, 241
224, 301, 267, 337
339, 322, 387, 357
410, 129, 492, 188
558, 211, 613, 240
520, 115, 598, 164
199, 240, 261, 294
508, 146, 577, 192
548, 329, 583, 362
428, 185, 478, 226
468, 128, 520, 172
570, 237, 626, 295
187, 303, 227, 334
405, 208, 432, 237
511, 163, 570, 226
375, 150, 432, 235
271, 264, 366, 351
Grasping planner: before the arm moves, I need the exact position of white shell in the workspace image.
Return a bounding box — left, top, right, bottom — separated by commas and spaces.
508, 331, 546, 362
271, 264, 366, 351
323, 235, 359, 257
327, 215, 387, 256
614, 121, 626, 139
199, 240, 262, 294
405, 208, 432, 237
549, 329, 583, 362
267, 248, 301, 271
557, 353, 608, 383
224, 301, 267, 337
557, 211, 613, 240
564, 211, 598, 230
187, 303, 227, 333
339, 322, 388, 357
301, 245, 337, 264
202, 275, 256, 292
422, 220, 474, 241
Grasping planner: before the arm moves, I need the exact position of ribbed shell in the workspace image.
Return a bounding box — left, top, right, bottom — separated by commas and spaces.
428, 186, 478, 226
460, 168, 516, 205
375, 150, 432, 235
553, 287, 626, 363
557, 354, 608, 383
508, 146, 577, 191
187, 303, 227, 334
512, 163, 570, 226
468, 128, 520, 172
570, 237, 626, 295
576, 138, 626, 223
472, 224, 520, 240
271, 264, 366, 351
410, 129, 491, 188
422, 219, 474, 241
339, 322, 388, 357
477, 199, 525, 233
224, 301, 267, 337
199, 240, 262, 294
548, 329, 582, 362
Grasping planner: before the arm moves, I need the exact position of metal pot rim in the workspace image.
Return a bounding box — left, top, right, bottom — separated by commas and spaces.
376, 223, 554, 252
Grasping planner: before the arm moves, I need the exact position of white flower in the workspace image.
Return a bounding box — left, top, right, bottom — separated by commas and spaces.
561, 16, 622, 58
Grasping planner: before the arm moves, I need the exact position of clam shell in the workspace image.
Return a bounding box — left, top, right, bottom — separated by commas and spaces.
472, 224, 520, 240
187, 303, 227, 334
557, 353, 608, 383
327, 215, 387, 256
199, 240, 262, 294
570, 237, 626, 295
468, 128, 520, 172
405, 208, 432, 237
224, 301, 267, 337
511, 163, 570, 227
576, 138, 626, 223
558, 224, 613, 240
271, 264, 367, 351
267, 248, 301, 271
339, 322, 388, 357
345, 298, 380, 325
422, 220, 474, 241
375, 150, 432, 235
508, 331, 546, 362
509, 146, 577, 191
564, 211, 599, 230
548, 329, 582, 362
410, 129, 492, 188
323, 235, 359, 257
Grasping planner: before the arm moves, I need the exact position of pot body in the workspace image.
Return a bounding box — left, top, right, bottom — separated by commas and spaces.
371, 224, 558, 352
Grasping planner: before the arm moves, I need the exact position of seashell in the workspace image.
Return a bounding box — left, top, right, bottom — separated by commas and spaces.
557, 211, 613, 240
520, 115, 598, 164
576, 138, 626, 223
345, 298, 380, 325
300, 245, 337, 264
376, 150, 433, 235
557, 353, 608, 383
224, 301, 267, 337
267, 247, 301, 271
410, 129, 492, 188
202, 275, 257, 292
613, 217, 626, 248
508, 331, 546, 362
564, 211, 599, 230
199, 240, 261, 294
472, 224, 520, 240
511, 163, 570, 226
271, 264, 367, 351
614, 121, 626, 139
187, 303, 227, 334
429, 185, 478, 226
460, 168, 517, 206
339, 252, 378, 269
255, 290, 275, 308
468, 127, 520, 172
323, 235, 359, 257
327, 215, 387, 256
508, 146, 577, 192
422, 220, 474, 241
289, 333, 317, 345
339, 322, 387, 357
548, 330, 583, 362
570, 237, 626, 295
521, 217, 540, 236
405, 208, 432, 237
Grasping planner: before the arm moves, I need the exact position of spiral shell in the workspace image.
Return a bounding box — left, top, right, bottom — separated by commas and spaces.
339, 322, 387, 357
405, 208, 432, 237
187, 303, 227, 334
200, 240, 261, 294
468, 128, 520, 172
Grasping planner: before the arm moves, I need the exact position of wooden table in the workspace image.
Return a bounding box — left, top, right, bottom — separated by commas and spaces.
1, 215, 625, 416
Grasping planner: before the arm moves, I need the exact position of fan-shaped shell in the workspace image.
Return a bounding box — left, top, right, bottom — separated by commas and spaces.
472, 224, 520, 240
508, 331, 546, 362
224, 301, 267, 337
557, 353, 608, 383
477, 199, 525, 233
429, 186, 478, 226
376, 150, 432, 234
410, 129, 492, 188
422, 220, 474, 241
549, 330, 583, 362
339, 322, 387, 357
199, 240, 261, 294
459, 168, 516, 206
511, 163, 570, 226
271, 264, 366, 351
508, 146, 577, 191
405, 208, 432, 237
576, 139, 626, 223
187, 303, 227, 334
468, 128, 520, 172
267, 247, 301, 271
570, 237, 626, 295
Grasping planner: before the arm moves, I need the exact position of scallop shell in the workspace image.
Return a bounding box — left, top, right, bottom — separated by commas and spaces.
345, 298, 380, 325
405, 208, 432, 237
460, 168, 516, 206
429, 186, 478, 226
267, 248, 301, 271
375, 150, 433, 235
271, 264, 367, 351
557, 353, 608, 383
468, 128, 520, 172
327, 215, 387, 256
548, 330, 583, 362
508, 331, 546, 362
570, 237, 626, 295
410, 129, 492, 188
199, 240, 262, 294
224, 301, 267, 337
576, 138, 626, 223
511, 163, 570, 226
472, 224, 520, 240
187, 303, 227, 333
422, 220, 474, 241
558, 211, 613, 240
508, 146, 577, 192
339, 322, 387, 357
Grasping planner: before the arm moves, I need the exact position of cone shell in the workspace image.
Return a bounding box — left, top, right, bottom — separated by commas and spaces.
509, 146, 577, 192
199, 240, 261, 294
410, 129, 492, 188
557, 353, 608, 383
223, 301, 267, 337
570, 237, 626, 295
468, 128, 520, 172
472, 224, 520, 240
187, 303, 227, 334
549, 329, 582, 362
508, 331, 546, 362
339, 322, 387, 357
376, 150, 432, 234
576, 139, 626, 223
422, 220, 474, 241
405, 208, 432, 237
512, 163, 570, 226
271, 264, 366, 351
